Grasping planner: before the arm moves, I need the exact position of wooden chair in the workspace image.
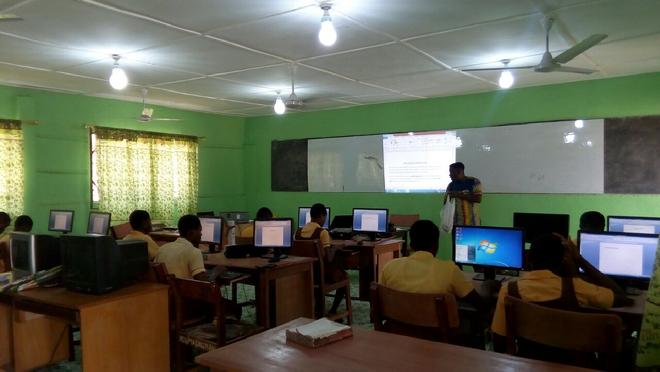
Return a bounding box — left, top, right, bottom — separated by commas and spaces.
168, 276, 262, 372
234, 236, 253, 245
370, 282, 459, 343
290, 239, 353, 324
389, 214, 419, 228
504, 295, 623, 370
110, 222, 132, 240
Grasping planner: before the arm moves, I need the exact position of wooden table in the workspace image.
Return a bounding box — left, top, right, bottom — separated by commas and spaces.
196, 317, 593, 372
332, 238, 403, 301
2, 282, 169, 372
204, 254, 314, 328
149, 229, 180, 245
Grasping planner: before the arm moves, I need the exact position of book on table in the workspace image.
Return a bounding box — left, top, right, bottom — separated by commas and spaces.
286, 318, 353, 348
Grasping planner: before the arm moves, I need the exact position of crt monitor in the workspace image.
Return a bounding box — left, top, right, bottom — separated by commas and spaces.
48, 209, 74, 233
579, 231, 658, 282
453, 225, 525, 280
200, 216, 223, 245
87, 212, 111, 235
513, 212, 569, 243
352, 208, 389, 233
298, 207, 331, 229
608, 216, 660, 235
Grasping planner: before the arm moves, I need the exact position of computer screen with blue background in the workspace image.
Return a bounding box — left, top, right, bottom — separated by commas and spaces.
48, 210, 74, 233
453, 226, 524, 269
298, 207, 330, 229
352, 209, 388, 233
608, 216, 660, 235
254, 219, 292, 248
579, 231, 658, 279
200, 217, 223, 244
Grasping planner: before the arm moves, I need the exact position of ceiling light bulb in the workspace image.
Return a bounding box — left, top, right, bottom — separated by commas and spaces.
109, 55, 128, 90
498, 70, 514, 89
274, 95, 286, 115
318, 6, 337, 47
574, 119, 584, 128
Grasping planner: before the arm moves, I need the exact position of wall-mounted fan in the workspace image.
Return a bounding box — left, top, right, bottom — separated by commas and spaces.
463, 18, 607, 75
137, 88, 181, 123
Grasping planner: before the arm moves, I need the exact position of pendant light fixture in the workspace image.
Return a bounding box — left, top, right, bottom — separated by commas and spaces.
109, 54, 128, 90
318, 3, 337, 47
273, 91, 286, 115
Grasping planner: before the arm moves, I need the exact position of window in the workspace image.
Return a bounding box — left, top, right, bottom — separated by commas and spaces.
90, 127, 199, 223
0, 120, 24, 217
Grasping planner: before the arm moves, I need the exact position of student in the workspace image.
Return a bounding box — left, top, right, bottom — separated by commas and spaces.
444, 162, 483, 226
380, 219, 484, 307
154, 214, 206, 280
295, 203, 347, 315
491, 233, 631, 351
579, 211, 606, 232
0, 212, 10, 241
238, 207, 273, 238
124, 210, 160, 260
0, 212, 12, 273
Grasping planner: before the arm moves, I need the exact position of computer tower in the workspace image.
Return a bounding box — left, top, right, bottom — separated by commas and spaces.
116, 239, 149, 285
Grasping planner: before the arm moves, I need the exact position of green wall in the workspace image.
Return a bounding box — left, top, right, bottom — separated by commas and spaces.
0, 84, 246, 234
244, 72, 660, 259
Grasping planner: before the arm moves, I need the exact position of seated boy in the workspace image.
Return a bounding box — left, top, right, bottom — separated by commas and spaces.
579, 211, 606, 232
295, 203, 347, 315
124, 210, 160, 260
238, 207, 273, 239
491, 233, 631, 352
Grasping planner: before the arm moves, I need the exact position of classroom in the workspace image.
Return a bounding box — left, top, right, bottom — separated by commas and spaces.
1, 1, 660, 371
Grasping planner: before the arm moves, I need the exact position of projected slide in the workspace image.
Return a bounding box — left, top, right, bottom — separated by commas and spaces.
383, 131, 457, 193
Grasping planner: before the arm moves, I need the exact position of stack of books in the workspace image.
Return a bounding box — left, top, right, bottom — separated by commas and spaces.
286, 318, 353, 348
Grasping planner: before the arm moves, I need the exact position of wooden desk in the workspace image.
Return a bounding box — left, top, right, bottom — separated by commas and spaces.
204, 254, 314, 328
196, 317, 592, 372
149, 230, 180, 245
4, 283, 169, 372
332, 238, 403, 301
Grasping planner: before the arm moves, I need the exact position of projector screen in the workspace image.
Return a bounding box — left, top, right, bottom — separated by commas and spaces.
383, 131, 457, 192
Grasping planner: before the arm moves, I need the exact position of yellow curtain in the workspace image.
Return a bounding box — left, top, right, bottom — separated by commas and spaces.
93, 127, 198, 223
0, 120, 24, 218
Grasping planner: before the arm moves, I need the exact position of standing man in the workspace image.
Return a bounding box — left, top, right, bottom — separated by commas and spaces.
445, 162, 482, 226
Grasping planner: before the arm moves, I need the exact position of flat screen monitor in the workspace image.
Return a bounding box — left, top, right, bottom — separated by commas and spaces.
607, 216, 660, 235
200, 217, 223, 245
254, 218, 292, 248
196, 211, 215, 217
219, 211, 250, 222
87, 212, 111, 235
579, 231, 659, 280
453, 225, 525, 279
352, 208, 389, 233
513, 212, 569, 243
48, 209, 74, 233
330, 215, 352, 230
298, 207, 331, 229
10, 233, 61, 280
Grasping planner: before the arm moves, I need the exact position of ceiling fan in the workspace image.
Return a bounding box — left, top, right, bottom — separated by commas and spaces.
0, 0, 24, 22
285, 64, 303, 109
137, 88, 181, 123
463, 18, 607, 75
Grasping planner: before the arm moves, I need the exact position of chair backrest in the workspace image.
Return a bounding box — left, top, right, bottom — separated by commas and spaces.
151, 262, 170, 284
504, 295, 623, 354
291, 239, 325, 283
168, 276, 225, 344
235, 236, 252, 246
370, 282, 459, 343
389, 214, 419, 228
110, 222, 132, 240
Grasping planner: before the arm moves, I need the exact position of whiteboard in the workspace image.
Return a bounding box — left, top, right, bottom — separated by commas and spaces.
456, 119, 604, 193
308, 135, 385, 192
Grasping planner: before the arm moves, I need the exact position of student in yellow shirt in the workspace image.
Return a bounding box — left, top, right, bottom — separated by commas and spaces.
295, 203, 347, 315
491, 233, 631, 352
0, 214, 32, 272
238, 207, 273, 239
0, 212, 10, 242
124, 210, 160, 260
155, 214, 206, 280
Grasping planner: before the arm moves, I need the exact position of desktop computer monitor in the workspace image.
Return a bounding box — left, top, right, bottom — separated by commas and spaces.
578, 231, 658, 284
254, 218, 292, 261
200, 217, 223, 245
87, 212, 111, 235
219, 211, 250, 223
298, 207, 331, 229
48, 209, 74, 233
513, 212, 569, 243
10, 233, 62, 280
453, 225, 525, 280
352, 208, 388, 236
607, 216, 660, 235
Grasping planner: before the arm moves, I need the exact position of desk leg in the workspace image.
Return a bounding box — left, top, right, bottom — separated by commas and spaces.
358, 247, 376, 301
0, 303, 12, 369
255, 272, 270, 328
12, 311, 70, 371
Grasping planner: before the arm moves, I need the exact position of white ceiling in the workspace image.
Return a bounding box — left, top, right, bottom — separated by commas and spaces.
0, 0, 658, 117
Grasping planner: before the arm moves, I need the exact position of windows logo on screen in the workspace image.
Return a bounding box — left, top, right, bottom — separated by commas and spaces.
478, 240, 497, 254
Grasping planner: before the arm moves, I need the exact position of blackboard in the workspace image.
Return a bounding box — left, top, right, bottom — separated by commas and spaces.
605, 116, 660, 194
271, 139, 308, 191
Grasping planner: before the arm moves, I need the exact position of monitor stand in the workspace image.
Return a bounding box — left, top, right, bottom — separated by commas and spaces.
208, 243, 217, 253
367, 232, 377, 241
472, 268, 503, 281
261, 248, 288, 262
